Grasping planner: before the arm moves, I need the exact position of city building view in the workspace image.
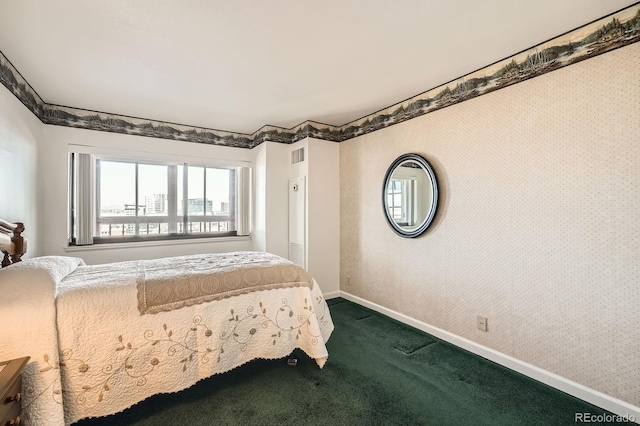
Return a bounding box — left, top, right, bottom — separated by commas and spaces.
94, 161, 234, 237
98, 195, 232, 237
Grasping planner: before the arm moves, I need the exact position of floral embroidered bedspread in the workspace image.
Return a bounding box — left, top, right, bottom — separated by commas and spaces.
0, 256, 84, 426
0, 253, 333, 425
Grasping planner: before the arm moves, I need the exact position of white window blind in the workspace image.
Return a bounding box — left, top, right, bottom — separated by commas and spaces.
75, 153, 95, 245
236, 167, 251, 236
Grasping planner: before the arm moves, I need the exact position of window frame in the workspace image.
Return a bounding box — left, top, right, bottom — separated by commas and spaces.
68, 148, 250, 246
387, 178, 416, 227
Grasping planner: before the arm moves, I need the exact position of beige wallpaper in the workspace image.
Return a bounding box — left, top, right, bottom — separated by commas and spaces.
340, 43, 640, 406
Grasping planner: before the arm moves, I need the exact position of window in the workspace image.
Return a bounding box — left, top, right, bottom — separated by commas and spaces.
386, 178, 416, 227
69, 152, 251, 245
387, 179, 404, 222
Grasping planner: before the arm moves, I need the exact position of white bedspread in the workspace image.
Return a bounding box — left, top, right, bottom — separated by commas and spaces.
0, 253, 334, 425
0, 256, 84, 426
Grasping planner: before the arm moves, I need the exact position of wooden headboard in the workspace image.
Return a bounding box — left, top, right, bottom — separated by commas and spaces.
0, 219, 25, 268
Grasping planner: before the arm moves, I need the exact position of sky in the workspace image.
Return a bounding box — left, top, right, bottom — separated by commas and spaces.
99, 161, 230, 214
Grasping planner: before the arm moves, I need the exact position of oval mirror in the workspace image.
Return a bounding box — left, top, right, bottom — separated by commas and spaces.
382, 153, 438, 238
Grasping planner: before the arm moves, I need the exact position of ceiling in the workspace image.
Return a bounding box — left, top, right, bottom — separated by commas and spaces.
0, 1, 636, 134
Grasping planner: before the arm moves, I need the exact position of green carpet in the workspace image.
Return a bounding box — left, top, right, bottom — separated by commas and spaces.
76, 298, 625, 425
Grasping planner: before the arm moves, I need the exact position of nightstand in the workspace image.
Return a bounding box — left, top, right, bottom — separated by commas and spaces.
0, 357, 30, 426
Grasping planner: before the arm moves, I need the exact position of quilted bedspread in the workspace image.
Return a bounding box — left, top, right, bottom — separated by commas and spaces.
0, 252, 333, 425
137, 252, 314, 314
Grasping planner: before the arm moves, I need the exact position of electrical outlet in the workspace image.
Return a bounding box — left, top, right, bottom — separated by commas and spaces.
477, 315, 488, 332
347, 276, 351, 286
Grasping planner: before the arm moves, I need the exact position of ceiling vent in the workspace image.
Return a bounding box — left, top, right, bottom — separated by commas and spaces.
291, 147, 305, 164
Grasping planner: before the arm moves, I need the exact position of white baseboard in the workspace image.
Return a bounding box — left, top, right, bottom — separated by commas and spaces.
322, 290, 341, 300
339, 291, 640, 423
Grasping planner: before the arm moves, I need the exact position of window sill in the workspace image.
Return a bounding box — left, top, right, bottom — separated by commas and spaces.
64, 235, 252, 252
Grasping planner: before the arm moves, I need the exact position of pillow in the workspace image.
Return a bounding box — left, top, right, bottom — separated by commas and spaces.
0, 256, 86, 291
0, 232, 13, 253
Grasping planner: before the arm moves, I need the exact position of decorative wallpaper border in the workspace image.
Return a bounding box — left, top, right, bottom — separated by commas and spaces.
1, 3, 639, 149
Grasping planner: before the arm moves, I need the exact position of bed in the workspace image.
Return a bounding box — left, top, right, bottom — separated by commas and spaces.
0, 220, 334, 425
0, 219, 25, 267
